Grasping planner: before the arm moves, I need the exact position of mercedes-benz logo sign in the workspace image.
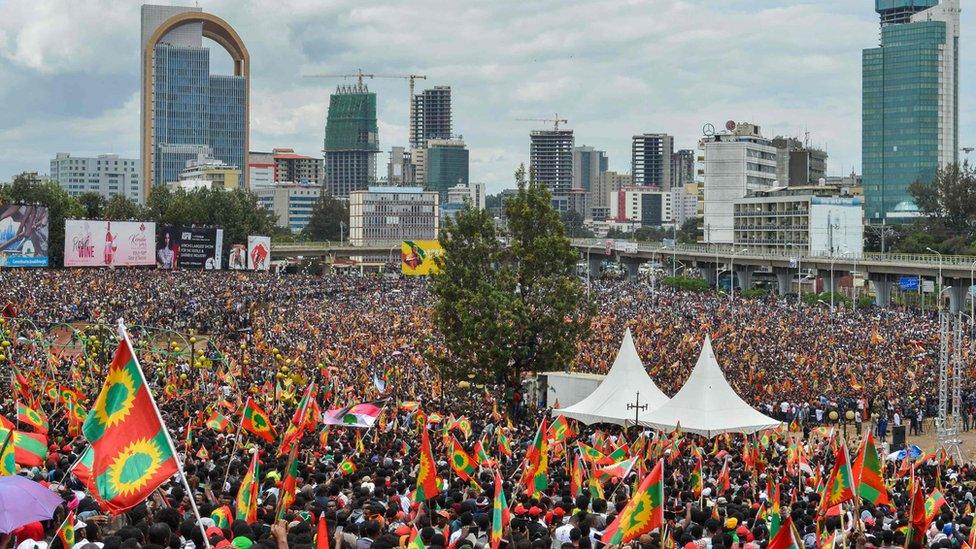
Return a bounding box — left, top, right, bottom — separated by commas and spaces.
702, 123, 715, 136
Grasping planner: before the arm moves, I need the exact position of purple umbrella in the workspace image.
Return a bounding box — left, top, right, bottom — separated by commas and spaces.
0, 476, 64, 533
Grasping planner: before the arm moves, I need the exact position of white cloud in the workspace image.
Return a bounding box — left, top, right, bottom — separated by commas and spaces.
0, 0, 973, 193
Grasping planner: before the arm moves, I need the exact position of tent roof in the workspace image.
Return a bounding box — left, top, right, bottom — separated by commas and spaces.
639, 335, 781, 437
553, 328, 669, 426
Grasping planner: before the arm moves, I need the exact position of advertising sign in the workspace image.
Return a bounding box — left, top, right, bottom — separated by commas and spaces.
64, 220, 156, 267
247, 235, 271, 271
0, 205, 49, 267
156, 226, 224, 269
401, 240, 443, 276
899, 276, 920, 291
228, 244, 248, 270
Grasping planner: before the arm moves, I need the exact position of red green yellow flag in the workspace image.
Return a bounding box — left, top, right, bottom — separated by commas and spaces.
0, 429, 14, 476
242, 397, 276, 443
819, 441, 855, 514
206, 410, 231, 432
16, 402, 48, 435
276, 444, 301, 520
339, 458, 357, 476
5, 429, 47, 467
767, 517, 802, 549
413, 425, 440, 502
211, 505, 233, 529
570, 454, 584, 498
316, 513, 331, 549
449, 436, 477, 481
236, 450, 260, 523
548, 416, 575, 443
523, 417, 548, 496
83, 336, 178, 515
851, 432, 890, 506
925, 489, 947, 524
55, 511, 76, 549
496, 431, 512, 458
491, 468, 510, 549
690, 455, 703, 499
602, 459, 664, 545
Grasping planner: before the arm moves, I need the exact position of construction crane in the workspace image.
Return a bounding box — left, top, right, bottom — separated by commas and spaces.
516, 114, 569, 130
302, 68, 374, 88
373, 74, 428, 147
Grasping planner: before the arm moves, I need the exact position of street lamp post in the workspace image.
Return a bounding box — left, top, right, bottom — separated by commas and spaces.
927, 247, 943, 311
730, 248, 748, 304
830, 256, 835, 314
970, 259, 976, 328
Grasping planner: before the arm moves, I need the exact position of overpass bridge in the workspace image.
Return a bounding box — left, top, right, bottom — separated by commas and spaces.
272, 239, 976, 311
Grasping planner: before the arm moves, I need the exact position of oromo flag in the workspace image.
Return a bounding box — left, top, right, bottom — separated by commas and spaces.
242, 397, 276, 443
83, 336, 178, 514
851, 432, 890, 506
236, 450, 260, 523
602, 459, 664, 545
491, 469, 510, 549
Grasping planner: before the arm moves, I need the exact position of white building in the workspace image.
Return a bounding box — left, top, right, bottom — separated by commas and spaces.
248, 151, 275, 190
49, 153, 142, 203
700, 123, 778, 244
349, 186, 439, 246
732, 186, 863, 256
608, 186, 673, 227
255, 182, 321, 233
446, 182, 486, 210
669, 186, 699, 227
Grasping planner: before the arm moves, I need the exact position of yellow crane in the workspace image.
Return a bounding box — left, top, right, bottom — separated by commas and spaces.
302, 68, 374, 87
516, 114, 569, 130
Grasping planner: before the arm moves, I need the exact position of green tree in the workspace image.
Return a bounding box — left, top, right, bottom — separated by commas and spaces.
145, 186, 279, 245
676, 217, 699, 244
904, 162, 976, 254
77, 192, 106, 219
104, 194, 148, 221
559, 209, 594, 238
431, 165, 592, 391
301, 193, 349, 241
0, 173, 84, 265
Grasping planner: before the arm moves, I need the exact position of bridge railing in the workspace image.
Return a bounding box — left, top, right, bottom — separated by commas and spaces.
570, 239, 976, 269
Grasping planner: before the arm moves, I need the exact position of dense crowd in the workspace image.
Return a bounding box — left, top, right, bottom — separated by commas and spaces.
0, 270, 973, 549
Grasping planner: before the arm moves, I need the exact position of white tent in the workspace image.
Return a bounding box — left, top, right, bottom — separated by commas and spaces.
640, 335, 781, 437
553, 328, 669, 426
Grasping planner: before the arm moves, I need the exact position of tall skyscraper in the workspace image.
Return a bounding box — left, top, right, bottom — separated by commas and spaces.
671, 149, 695, 190
323, 82, 379, 198
410, 86, 452, 148
572, 146, 608, 192
530, 129, 575, 204
141, 4, 249, 199
632, 133, 674, 189
424, 139, 469, 202
863, 0, 960, 223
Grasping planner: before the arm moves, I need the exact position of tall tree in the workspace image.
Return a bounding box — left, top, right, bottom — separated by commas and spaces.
905, 162, 976, 253
77, 192, 106, 219
301, 193, 348, 242
432, 165, 591, 391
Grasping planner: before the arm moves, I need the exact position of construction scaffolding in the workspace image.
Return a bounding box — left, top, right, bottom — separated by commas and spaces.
936, 311, 965, 462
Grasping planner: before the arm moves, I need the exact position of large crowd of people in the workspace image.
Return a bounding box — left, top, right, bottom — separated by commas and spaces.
0, 269, 974, 549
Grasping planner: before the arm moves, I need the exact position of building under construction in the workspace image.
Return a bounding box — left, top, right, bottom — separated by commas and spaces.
323, 83, 379, 198
410, 86, 452, 149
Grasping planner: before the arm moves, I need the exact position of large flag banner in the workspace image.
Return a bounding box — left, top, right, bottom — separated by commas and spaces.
83, 335, 178, 514
322, 401, 384, 428
401, 240, 443, 276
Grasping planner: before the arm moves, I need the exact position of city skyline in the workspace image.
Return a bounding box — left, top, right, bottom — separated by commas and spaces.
0, 0, 974, 194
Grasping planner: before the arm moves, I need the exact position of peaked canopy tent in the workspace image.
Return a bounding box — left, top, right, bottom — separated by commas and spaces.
553, 328, 669, 427
640, 335, 781, 437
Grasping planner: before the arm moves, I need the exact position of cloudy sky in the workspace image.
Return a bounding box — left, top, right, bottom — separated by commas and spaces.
0, 0, 972, 194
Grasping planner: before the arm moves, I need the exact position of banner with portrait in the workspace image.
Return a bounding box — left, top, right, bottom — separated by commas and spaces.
0, 205, 49, 267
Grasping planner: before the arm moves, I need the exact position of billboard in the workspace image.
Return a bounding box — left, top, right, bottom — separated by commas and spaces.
0, 205, 49, 267
401, 240, 443, 276
247, 235, 271, 271
64, 220, 156, 267
156, 226, 224, 269
228, 244, 248, 270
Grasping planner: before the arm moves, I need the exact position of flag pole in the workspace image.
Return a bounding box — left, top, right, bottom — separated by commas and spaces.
221, 404, 245, 493
118, 319, 212, 549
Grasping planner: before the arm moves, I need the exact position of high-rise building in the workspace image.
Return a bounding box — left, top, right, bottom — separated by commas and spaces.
863, 0, 960, 223
700, 122, 778, 244
772, 137, 828, 186
530, 129, 574, 207
256, 183, 321, 232
609, 186, 674, 226
671, 149, 695, 190
271, 148, 323, 184
323, 82, 379, 198
632, 133, 674, 189
409, 86, 452, 149
386, 146, 416, 186
572, 146, 608, 192
50, 153, 142, 203
141, 4, 249, 199
590, 171, 632, 220
348, 186, 439, 245
425, 139, 469, 202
